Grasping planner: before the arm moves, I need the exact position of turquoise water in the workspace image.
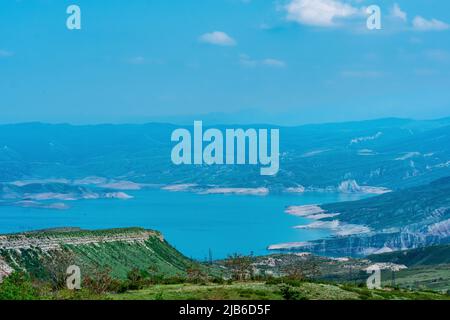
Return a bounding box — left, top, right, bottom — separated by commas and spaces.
0, 189, 366, 260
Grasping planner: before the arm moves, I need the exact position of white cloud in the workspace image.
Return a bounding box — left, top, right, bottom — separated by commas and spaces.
390, 3, 407, 22
199, 31, 236, 46
262, 58, 286, 67
0, 49, 14, 58
239, 54, 258, 67
240, 55, 286, 68
412, 16, 449, 31
285, 0, 359, 27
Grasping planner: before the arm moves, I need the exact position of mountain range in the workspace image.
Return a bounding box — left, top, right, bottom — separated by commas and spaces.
1, 117, 450, 192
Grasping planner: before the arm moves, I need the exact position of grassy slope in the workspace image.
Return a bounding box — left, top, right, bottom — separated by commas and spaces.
242, 252, 450, 293
368, 245, 450, 292
67, 237, 196, 279
384, 265, 450, 292
108, 282, 449, 300
368, 245, 450, 266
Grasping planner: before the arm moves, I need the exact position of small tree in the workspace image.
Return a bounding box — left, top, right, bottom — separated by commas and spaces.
303, 256, 321, 280
126, 268, 145, 290
224, 253, 253, 281
282, 265, 306, 281
83, 267, 117, 294
186, 266, 207, 284
40, 248, 76, 290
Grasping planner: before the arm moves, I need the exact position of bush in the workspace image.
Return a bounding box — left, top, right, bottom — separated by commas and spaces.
265, 276, 303, 287
211, 277, 225, 285
186, 266, 207, 284
40, 249, 76, 290
0, 272, 39, 300
82, 268, 118, 294
126, 268, 145, 290
279, 285, 301, 300
160, 276, 187, 285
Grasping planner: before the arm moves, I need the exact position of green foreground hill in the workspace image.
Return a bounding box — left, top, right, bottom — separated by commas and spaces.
1, 228, 449, 300
0, 227, 197, 280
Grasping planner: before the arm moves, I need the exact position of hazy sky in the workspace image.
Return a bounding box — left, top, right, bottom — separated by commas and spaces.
1, 0, 449, 124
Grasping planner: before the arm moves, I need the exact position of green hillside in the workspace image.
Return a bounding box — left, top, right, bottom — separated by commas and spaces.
0, 228, 198, 280
1, 228, 449, 300
368, 245, 450, 267
321, 176, 450, 230
109, 281, 449, 301
282, 177, 450, 257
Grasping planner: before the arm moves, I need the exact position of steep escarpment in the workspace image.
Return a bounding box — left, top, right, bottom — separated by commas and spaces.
0, 228, 196, 280
273, 177, 450, 256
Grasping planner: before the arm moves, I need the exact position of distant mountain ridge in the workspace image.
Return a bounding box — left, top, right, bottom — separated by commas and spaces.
1, 117, 450, 191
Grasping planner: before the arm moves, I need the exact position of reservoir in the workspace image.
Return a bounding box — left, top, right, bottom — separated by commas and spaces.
0, 189, 367, 260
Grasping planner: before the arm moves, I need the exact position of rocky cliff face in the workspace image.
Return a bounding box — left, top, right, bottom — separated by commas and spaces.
0, 228, 171, 282
290, 231, 450, 257
0, 258, 13, 280
0, 229, 161, 252
272, 177, 450, 257
0, 228, 197, 281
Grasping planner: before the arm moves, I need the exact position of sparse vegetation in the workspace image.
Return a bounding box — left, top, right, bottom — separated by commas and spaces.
1, 228, 449, 300
0, 272, 39, 300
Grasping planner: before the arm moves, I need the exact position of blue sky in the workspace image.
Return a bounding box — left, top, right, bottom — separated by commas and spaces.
0, 0, 449, 125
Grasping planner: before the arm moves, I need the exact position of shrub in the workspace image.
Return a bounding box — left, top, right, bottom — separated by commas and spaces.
82, 268, 117, 294
279, 285, 300, 300
0, 272, 39, 300
40, 249, 76, 290
186, 266, 207, 284
126, 268, 145, 290
265, 276, 303, 287
211, 277, 225, 285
